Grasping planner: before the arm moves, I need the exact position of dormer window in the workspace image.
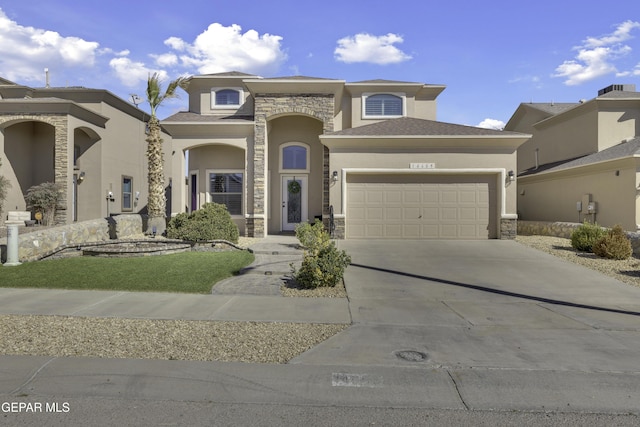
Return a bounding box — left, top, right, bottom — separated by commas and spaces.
363, 93, 405, 118
211, 88, 243, 108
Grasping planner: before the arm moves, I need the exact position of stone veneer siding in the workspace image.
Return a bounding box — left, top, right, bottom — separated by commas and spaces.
1, 214, 143, 262
518, 220, 640, 256
0, 114, 69, 225
500, 218, 517, 240
251, 94, 335, 237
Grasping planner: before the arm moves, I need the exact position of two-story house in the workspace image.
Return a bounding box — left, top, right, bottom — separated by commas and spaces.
163, 71, 530, 240
505, 84, 640, 231
0, 77, 171, 225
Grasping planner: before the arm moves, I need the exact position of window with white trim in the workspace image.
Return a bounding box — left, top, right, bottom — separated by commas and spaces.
363, 93, 404, 118
211, 88, 243, 108
122, 176, 133, 212
280, 143, 310, 173
209, 171, 243, 215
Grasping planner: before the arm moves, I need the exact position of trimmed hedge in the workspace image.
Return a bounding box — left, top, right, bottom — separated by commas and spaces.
167, 203, 239, 243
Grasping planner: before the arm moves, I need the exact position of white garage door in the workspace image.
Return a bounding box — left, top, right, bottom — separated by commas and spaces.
346, 175, 491, 239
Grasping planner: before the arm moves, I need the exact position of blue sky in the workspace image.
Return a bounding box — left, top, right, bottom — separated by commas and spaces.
1, 0, 639, 128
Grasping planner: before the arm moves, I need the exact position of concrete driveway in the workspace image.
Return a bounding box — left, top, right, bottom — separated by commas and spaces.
293, 239, 640, 373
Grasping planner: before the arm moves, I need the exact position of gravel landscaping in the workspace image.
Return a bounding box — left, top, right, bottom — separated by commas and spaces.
0, 315, 348, 364
516, 235, 640, 289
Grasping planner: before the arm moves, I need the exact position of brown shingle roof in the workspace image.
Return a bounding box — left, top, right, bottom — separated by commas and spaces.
520, 137, 640, 176
526, 103, 578, 115
328, 117, 519, 137
162, 111, 253, 123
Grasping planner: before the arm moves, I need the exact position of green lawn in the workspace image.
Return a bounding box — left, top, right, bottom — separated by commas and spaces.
0, 251, 254, 294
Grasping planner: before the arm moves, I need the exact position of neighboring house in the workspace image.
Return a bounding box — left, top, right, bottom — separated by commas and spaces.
0, 77, 171, 225
163, 72, 529, 239
505, 84, 640, 231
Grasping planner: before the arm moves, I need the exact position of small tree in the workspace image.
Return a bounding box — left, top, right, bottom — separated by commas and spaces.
145, 72, 189, 236
291, 221, 351, 288
0, 158, 10, 223
25, 182, 63, 226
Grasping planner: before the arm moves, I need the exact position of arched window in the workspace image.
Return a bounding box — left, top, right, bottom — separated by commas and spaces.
281, 143, 309, 172
364, 94, 404, 117
212, 88, 242, 107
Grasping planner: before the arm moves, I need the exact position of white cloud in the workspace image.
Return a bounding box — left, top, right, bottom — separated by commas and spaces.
553, 21, 640, 85
109, 55, 167, 88
0, 9, 99, 83
477, 118, 505, 130
163, 23, 287, 75
152, 53, 179, 67
334, 33, 411, 65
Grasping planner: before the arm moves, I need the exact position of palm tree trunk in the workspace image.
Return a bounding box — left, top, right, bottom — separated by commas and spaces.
146, 116, 166, 235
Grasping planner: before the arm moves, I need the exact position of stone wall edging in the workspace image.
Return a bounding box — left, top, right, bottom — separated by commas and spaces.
518, 220, 640, 255
1, 214, 144, 262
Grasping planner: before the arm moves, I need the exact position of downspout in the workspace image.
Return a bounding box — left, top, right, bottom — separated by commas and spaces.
534, 148, 539, 170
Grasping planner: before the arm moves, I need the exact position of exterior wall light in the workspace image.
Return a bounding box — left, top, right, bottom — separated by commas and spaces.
508, 170, 515, 182
332, 171, 339, 182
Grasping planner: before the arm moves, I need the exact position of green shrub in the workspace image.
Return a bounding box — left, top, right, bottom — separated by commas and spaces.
292, 221, 351, 288
166, 202, 239, 243
25, 182, 63, 226
570, 221, 605, 252
592, 224, 633, 260
295, 220, 330, 255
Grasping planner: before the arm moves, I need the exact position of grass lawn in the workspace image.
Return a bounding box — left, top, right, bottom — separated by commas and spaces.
0, 251, 254, 294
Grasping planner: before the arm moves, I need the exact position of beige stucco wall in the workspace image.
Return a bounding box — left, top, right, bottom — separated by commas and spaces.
517, 159, 639, 230
187, 144, 246, 234
1, 121, 55, 213
598, 106, 640, 150
168, 131, 251, 218
186, 78, 254, 116
70, 102, 157, 221
346, 87, 437, 129
523, 108, 598, 173
266, 115, 324, 234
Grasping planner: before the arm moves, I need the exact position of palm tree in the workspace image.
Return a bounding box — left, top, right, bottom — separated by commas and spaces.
145, 72, 188, 235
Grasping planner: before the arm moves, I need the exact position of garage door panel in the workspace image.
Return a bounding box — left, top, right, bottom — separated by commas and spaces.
347, 176, 491, 239
367, 207, 384, 220
440, 191, 458, 204
459, 207, 479, 220
403, 190, 421, 204
440, 207, 458, 221
403, 207, 421, 220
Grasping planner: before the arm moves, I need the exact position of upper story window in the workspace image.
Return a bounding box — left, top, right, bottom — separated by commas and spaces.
363, 93, 405, 118
211, 88, 243, 108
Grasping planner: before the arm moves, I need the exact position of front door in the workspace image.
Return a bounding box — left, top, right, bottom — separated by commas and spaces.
282, 175, 307, 231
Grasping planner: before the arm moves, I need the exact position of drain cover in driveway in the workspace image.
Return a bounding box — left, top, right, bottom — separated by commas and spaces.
395, 350, 428, 362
